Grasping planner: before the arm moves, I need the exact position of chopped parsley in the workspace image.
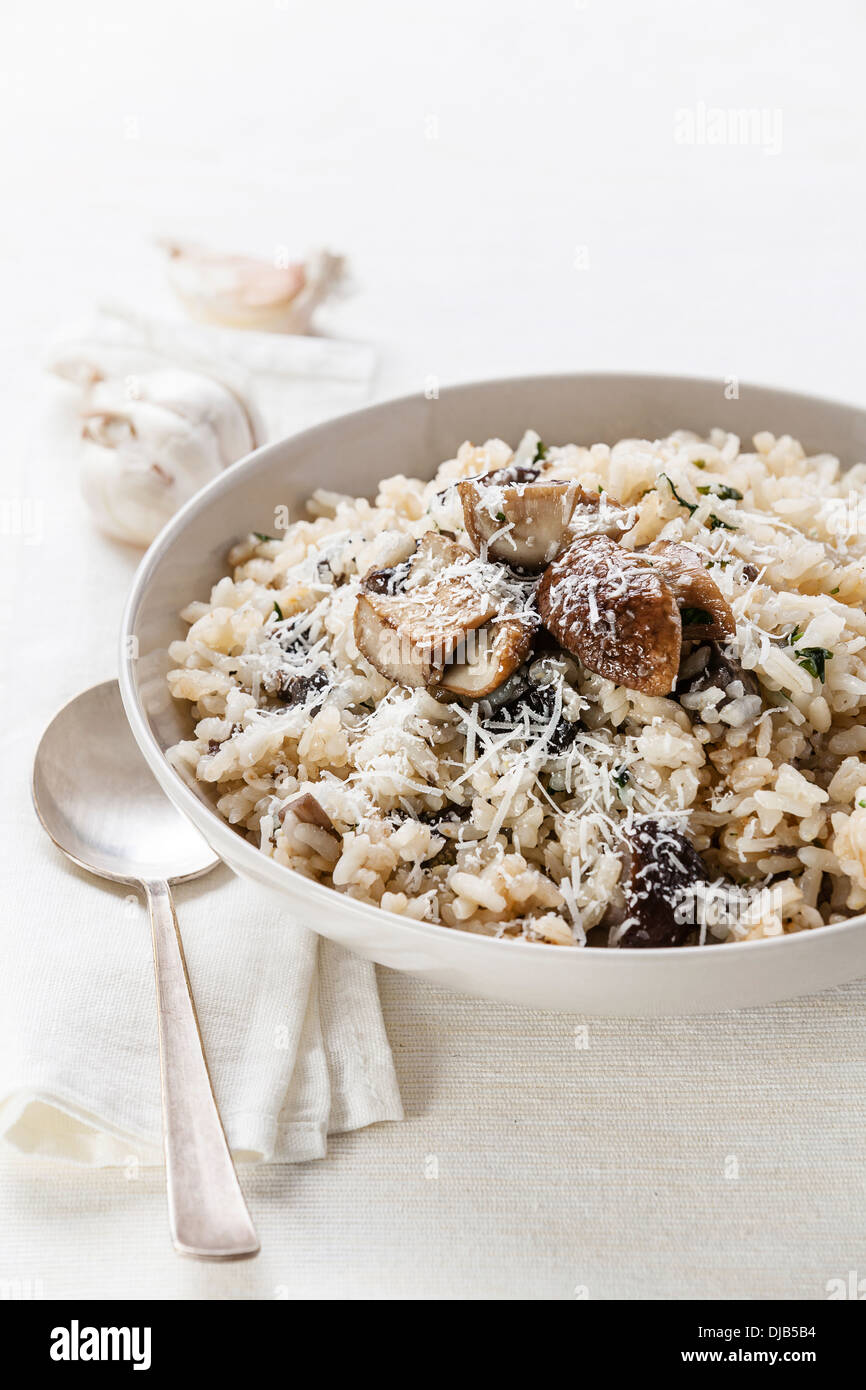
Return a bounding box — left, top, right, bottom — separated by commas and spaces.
787, 629, 833, 680
859, 800, 866, 809
495, 511, 506, 522
795, 647, 833, 681
532, 441, 548, 464
831, 586, 840, 595
272, 600, 284, 621
696, 483, 742, 501
680, 607, 714, 627
254, 531, 276, 542
659, 474, 738, 529
659, 473, 697, 515
692, 459, 706, 469
611, 766, 630, 797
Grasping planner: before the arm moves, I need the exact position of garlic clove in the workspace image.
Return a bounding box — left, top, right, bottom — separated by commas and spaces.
79, 395, 226, 546
160, 241, 345, 335
68, 370, 257, 547
118, 368, 256, 465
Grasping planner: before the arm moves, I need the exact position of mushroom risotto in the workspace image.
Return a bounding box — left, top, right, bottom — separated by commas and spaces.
166, 427, 866, 947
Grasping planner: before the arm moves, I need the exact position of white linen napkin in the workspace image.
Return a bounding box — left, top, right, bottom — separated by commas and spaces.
0, 861, 402, 1166
45, 301, 378, 445
0, 324, 402, 1166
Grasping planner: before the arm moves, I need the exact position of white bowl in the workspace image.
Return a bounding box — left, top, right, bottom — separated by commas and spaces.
119, 372, 866, 1014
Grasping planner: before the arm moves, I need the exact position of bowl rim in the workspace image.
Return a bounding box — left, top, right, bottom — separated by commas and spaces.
119, 369, 866, 962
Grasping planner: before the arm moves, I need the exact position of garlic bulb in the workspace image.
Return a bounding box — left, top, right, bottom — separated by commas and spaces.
51, 360, 258, 546
160, 241, 345, 335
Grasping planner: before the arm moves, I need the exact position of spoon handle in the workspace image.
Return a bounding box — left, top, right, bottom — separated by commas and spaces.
144, 878, 260, 1261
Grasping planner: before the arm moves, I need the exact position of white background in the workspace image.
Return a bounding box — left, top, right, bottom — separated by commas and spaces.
2, 0, 866, 1300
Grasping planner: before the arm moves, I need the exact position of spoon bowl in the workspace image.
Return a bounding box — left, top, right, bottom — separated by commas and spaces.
33, 681, 217, 886
33, 679, 259, 1261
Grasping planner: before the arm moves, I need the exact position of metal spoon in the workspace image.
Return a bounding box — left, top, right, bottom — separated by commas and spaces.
32, 679, 260, 1262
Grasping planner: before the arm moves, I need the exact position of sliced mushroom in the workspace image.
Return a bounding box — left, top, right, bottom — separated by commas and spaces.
616, 820, 712, 948
484, 461, 544, 486
386, 530, 461, 585
263, 662, 331, 707
536, 535, 682, 696
676, 640, 761, 706
354, 533, 501, 689
278, 792, 334, 830
479, 668, 582, 753
435, 615, 535, 698
458, 475, 634, 570
644, 540, 735, 639
362, 557, 413, 597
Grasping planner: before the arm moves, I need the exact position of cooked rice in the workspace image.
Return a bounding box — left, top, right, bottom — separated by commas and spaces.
166, 426, 866, 946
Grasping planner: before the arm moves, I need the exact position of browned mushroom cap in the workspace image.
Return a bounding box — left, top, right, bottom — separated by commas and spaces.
644, 540, 735, 639
536, 535, 682, 696
458, 476, 634, 571
278, 792, 334, 831
616, 820, 711, 948
435, 615, 535, 698
354, 533, 500, 689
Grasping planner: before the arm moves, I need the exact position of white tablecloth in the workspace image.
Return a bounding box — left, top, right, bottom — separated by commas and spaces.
3, 972, 865, 1300
2, 0, 865, 1300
